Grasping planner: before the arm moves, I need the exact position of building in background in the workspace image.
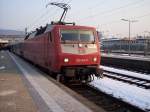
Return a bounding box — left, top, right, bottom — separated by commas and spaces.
0, 35, 24, 50
101, 36, 150, 55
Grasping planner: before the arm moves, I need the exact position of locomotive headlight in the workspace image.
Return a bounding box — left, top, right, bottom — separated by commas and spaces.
93, 57, 97, 62
78, 44, 83, 48
64, 58, 69, 63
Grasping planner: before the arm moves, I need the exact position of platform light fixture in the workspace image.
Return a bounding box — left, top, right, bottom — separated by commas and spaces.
121, 19, 138, 56
144, 31, 150, 55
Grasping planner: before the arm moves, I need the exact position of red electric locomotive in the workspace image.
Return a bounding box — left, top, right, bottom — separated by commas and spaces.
11, 2, 103, 82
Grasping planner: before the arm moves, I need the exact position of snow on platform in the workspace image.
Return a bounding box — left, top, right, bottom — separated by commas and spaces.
90, 77, 150, 111
100, 65, 150, 80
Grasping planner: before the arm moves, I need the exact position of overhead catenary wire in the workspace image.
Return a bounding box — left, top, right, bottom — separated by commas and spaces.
133, 12, 150, 19
76, 0, 145, 22
27, 0, 70, 31
27, 8, 51, 29
26, 0, 149, 34
36, 0, 72, 26
96, 12, 150, 37
99, 12, 150, 26
94, 0, 148, 21
94, 0, 150, 32
70, 0, 107, 16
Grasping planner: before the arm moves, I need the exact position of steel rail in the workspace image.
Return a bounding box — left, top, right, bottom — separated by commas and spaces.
103, 70, 150, 89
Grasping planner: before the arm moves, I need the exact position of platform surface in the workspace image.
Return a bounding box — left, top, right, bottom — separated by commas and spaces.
0, 50, 38, 112
0, 50, 105, 112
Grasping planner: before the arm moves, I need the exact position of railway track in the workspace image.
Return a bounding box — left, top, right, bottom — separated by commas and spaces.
41, 66, 148, 112
9, 51, 149, 112
66, 84, 144, 112
103, 70, 150, 89
13, 53, 148, 112
41, 70, 146, 112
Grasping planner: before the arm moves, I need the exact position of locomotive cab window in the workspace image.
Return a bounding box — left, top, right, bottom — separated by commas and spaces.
79, 31, 94, 42
61, 30, 95, 43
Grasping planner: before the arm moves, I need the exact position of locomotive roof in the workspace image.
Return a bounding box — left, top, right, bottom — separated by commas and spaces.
45, 24, 54, 33
45, 24, 95, 31
26, 24, 95, 40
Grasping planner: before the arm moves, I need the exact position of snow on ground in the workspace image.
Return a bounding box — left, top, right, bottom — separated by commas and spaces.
90, 77, 150, 111
100, 65, 150, 80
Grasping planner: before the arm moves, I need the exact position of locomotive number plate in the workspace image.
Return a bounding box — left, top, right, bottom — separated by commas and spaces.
76, 59, 88, 62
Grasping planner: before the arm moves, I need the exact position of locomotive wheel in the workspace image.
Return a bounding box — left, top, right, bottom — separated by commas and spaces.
96, 68, 104, 78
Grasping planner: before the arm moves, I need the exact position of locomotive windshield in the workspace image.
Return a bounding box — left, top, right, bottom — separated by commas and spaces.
61, 30, 95, 43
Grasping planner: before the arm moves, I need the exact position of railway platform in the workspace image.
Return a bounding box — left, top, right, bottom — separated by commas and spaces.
0, 50, 38, 112
0, 50, 105, 112
101, 53, 150, 73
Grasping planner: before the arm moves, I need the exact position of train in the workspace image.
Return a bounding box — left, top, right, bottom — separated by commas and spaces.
9, 2, 103, 83
10, 22, 103, 82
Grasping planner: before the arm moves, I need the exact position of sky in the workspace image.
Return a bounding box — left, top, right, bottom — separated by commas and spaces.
0, 0, 150, 38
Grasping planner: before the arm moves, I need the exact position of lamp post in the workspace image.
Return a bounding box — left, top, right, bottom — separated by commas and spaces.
121, 19, 138, 55
144, 31, 150, 55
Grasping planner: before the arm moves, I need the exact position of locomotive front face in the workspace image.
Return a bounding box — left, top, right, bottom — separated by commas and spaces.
54, 26, 102, 81
59, 28, 100, 66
